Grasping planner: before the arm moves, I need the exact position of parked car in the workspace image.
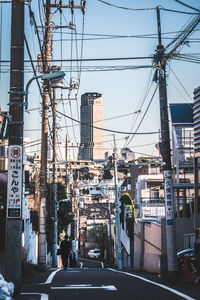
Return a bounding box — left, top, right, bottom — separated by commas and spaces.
88, 248, 101, 259
137, 217, 161, 224
177, 248, 194, 259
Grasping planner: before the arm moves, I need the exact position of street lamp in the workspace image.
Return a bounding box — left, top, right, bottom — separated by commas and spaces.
55, 198, 71, 265
57, 198, 71, 210
24, 71, 66, 109
33, 72, 65, 269
5, 67, 66, 286
47, 160, 68, 268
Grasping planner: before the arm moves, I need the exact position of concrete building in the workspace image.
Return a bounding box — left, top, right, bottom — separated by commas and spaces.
79, 93, 105, 161
169, 103, 194, 217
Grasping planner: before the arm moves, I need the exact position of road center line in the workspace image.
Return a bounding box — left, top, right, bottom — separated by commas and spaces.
21, 293, 48, 300
107, 268, 195, 300
67, 270, 81, 272
45, 269, 60, 284
79, 258, 104, 268
66, 284, 92, 287
51, 285, 117, 291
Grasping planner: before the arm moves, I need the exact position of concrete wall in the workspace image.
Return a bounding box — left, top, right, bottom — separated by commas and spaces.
175, 217, 200, 252
133, 216, 200, 274
143, 221, 163, 273
134, 219, 167, 274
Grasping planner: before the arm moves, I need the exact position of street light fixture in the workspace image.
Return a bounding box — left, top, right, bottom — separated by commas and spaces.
57, 198, 71, 210
24, 71, 66, 109
25, 71, 65, 269
48, 159, 68, 268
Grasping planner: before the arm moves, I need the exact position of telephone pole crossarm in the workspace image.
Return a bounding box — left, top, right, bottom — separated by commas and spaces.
47, 0, 86, 14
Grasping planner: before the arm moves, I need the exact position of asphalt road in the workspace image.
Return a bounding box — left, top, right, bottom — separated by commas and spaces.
14, 258, 200, 300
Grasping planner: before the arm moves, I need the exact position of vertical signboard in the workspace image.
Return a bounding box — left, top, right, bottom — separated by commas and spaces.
164, 170, 174, 226
126, 205, 133, 219
7, 145, 23, 218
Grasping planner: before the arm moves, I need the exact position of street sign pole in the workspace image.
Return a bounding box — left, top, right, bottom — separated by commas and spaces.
113, 144, 122, 270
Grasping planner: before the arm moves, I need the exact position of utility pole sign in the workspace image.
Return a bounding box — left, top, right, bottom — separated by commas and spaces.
7, 145, 23, 218
126, 205, 133, 219
164, 170, 174, 225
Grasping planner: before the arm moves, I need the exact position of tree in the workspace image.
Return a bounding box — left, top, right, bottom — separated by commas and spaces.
119, 193, 135, 239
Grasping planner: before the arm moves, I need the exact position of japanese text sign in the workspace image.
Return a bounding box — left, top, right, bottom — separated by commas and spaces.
7, 145, 23, 218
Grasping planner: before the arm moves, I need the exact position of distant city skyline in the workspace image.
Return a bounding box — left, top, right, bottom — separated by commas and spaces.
0, 0, 199, 159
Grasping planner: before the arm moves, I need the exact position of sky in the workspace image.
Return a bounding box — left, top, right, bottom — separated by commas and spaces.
0, 0, 200, 160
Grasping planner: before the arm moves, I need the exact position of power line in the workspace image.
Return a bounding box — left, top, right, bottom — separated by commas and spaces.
98, 1, 198, 15
0, 56, 154, 63
0, 65, 159, 73
44, 28, 200, 39
56, 109, 160, 135
68, 13, 78, 147
161, 6, 199, 15
25, 140, 160, 158
58, 11, 71, 147
174, 55, 200, 64
53, 36, 200, 42
57, 109, 141, 130
174, 0, 200, 13
24, 34, 43, 99
168, 64, 193, 103
126, 85, 158, 147
28, 3, 45, 71
125, 70, 153, 147
98, 0, 156, 11
166, 14, 200, 55
24, 109, 142, 132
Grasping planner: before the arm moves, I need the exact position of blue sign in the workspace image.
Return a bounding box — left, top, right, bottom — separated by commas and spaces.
167, 219, 173, 226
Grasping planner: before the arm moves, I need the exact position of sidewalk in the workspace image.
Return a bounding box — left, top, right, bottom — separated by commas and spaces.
126, 269, 200, 300
86, 259, 200, 299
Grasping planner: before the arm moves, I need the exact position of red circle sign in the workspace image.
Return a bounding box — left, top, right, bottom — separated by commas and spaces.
11, 147, 21, 158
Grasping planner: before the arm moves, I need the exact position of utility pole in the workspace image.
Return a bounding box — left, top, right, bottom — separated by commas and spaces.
113, 135, 122, 269
108, 197, 112, 266
38, 0, 51, 268
38, 0, 85, 267
5, 0, 24, 292
76, 191, 80, 259
72, 179, 80, 259
52, 88, 58, 267
155, 6, 177, 274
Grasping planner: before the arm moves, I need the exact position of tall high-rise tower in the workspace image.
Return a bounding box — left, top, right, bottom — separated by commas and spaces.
79, 93, 105, 161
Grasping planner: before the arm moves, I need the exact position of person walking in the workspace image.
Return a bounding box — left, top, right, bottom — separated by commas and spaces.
60, 234, 71, 270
